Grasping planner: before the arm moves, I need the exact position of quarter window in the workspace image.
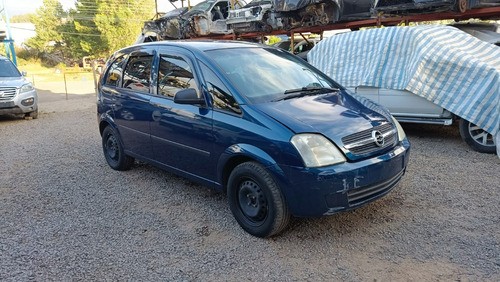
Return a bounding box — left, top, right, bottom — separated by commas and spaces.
122, 55, 153, 93
200, 62, 241, 114
104, 55, 126, 87
158, 55, 198, 98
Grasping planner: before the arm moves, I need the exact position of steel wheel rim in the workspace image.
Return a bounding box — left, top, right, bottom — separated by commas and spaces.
468, 123, 494, 147
105, 135, 119, 161
237, 180, 268, 222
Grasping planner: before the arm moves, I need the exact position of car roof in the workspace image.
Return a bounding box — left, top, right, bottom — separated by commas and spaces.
133, 40, 265, 52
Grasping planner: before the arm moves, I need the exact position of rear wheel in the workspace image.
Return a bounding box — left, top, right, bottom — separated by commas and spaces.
227, 162, 290, 238
102, 126, 134, 170
459, 119, 496, 154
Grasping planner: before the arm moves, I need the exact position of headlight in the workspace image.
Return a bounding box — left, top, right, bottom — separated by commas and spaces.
391, 116, 406, 142
291, 134, 346, 167
20, 83, 35, 93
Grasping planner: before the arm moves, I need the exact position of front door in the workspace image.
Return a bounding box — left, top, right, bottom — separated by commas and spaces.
149, 51, 215, 180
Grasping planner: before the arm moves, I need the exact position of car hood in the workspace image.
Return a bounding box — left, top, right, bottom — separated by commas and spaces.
253, 90, 391, 144
0, 76, 29, 88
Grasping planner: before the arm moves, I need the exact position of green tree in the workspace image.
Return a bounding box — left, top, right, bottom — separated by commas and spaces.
67, 0, 107, 57
94, 0, 155, 53
26, 0, 65, 53
10, 14, 35, 23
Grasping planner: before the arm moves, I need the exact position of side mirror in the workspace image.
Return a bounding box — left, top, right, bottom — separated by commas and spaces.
174, 88, 205, 105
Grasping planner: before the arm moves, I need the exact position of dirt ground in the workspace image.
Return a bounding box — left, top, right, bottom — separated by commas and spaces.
1, 83, 499, 280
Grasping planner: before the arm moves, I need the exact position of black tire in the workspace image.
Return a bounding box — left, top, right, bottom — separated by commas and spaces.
29, 109, 38, 119
227, 162, 290, 238
24, 109, 38, 120
459, 119, 496, 154
102, 126, 134, 170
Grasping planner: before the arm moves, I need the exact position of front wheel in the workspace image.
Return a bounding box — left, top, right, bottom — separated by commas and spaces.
227, 162, 290, 238
459, 119, 496, 154
102, 126, 135, 170
24, 109, 38, 119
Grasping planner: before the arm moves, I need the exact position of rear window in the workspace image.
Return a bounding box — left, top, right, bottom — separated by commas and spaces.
0, 60, 21, 77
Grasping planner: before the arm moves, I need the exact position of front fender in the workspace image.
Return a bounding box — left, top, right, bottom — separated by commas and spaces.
216, 143, 287, 186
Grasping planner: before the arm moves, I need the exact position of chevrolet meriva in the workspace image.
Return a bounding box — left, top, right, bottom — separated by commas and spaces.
97, 41, 410, 237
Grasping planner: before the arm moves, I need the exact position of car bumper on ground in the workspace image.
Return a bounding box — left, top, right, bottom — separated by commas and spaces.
277, 139, 410, 217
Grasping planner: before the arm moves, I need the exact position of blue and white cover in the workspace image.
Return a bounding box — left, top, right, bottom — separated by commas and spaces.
308, 25, 500, 138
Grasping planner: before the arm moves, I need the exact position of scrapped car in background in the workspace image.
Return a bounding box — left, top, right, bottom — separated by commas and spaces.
227, 0, 375, 33
140, 7, 189, 41
451, 22, 500, 46
272, 37, 320, 60
0, 55, 38, 119
227, 0, 275, 33
182, 0, 246, 37
375, 0, 500, 15
97, 41, 410, 237
138, 0, 246, 41
308, 25, 500, 154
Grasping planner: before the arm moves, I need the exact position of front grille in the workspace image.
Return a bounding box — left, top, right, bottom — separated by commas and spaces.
347, 169, 404, 207
0, 87, 17, 101
342, 123, 397, 156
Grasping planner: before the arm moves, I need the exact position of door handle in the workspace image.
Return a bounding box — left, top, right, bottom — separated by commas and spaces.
152, 110, 162, 121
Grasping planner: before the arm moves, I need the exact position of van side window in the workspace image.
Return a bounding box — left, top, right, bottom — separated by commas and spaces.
104, 55, 126, 87
158, 55, 198, 98
122, 55, 153, 93
200, 62, 241, 114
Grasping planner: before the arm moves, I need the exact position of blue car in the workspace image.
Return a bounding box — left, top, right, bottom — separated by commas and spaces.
97, 41, 410, 237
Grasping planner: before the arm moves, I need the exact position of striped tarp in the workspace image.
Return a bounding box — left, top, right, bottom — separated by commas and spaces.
308, 25, 500, 136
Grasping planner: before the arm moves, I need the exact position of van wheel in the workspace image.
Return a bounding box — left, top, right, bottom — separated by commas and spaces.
102, 126, 134, 170
227, 162, 290, 238
459, 119, 496, 154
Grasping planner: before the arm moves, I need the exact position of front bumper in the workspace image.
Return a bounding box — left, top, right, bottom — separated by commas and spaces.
276, 139, 410, 217
0, 89, 38, 115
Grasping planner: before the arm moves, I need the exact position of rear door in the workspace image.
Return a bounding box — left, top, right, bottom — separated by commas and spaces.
104, 47, 155, 159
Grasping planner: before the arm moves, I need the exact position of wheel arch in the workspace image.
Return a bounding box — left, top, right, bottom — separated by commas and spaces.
217, 144, 283, 193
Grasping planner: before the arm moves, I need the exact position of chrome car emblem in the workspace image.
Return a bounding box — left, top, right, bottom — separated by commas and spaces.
372, 130, 385, 147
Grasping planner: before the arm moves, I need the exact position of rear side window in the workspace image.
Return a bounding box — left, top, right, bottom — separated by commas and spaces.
122, 55, 153, 93
104, 55, 126, 87
157, 55, 198, 98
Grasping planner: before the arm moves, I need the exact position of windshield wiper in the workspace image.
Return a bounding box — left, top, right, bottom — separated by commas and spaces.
273, 87, 339, 102
284, 86, 338, 95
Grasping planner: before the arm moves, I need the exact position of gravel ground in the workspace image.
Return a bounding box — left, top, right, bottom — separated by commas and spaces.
1, 88, 499, 281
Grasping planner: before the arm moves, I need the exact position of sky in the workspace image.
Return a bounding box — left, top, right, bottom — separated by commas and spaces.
1, 0, 191, 16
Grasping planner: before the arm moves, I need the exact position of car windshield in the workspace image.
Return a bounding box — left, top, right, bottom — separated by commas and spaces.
163, 7, 187, 18
189, 1, 214, 12
0, 60, 21, 77
206, 47, 339, 103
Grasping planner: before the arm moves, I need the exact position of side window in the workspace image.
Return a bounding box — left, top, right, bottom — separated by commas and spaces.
158, 55, 198, 98
122, 55, 153, 93
212, 2, 228, 20
200, 62, 241, 114
104, 55, 126, 87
